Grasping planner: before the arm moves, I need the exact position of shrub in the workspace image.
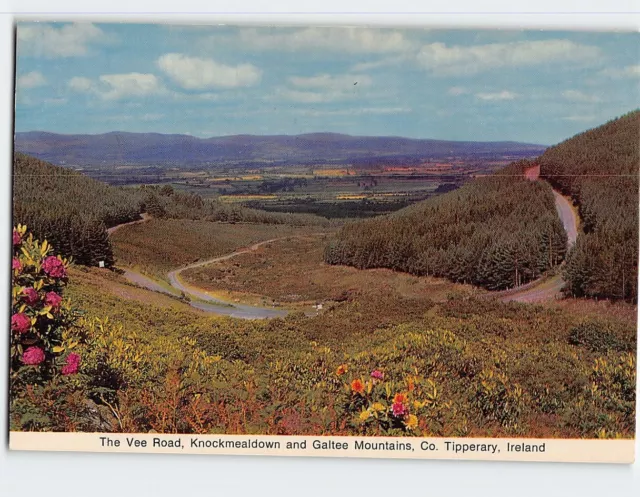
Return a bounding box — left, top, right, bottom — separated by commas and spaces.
10, 225, 82, 394
568, 320, 626, 353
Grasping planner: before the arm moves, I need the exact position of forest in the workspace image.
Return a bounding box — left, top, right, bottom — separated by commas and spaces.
13, 153, 141, 267
539, 110, 639, 302
325, 161, 567, 291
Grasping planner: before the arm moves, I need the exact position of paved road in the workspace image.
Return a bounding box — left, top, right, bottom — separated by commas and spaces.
167, 238, 290, 319
501, 188, 579, 303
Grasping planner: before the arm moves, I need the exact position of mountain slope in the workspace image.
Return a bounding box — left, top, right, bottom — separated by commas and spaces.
539, 110, 640, 301
13, 153, 142, 266
325, 161, 567, 290
14, 131, 546, 166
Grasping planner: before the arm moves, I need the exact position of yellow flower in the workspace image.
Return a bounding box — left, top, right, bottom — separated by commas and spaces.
336, 364, 348, 376
359, 409, 371, 422
405, 414, 418, 430
372, 402, 386, 412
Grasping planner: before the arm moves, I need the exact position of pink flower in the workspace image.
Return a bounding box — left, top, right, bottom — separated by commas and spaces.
66, 353, 80, 365
11, 313, 31, 334
61, 353, 80, 375
12, 258, 22, 273
22, 346, 45, 365
13, 230, 21, 246
391, 402, 407, 418
42, 256, 66, 278
22, 287, 39, 306
45, 291, 62, 308
370, 370, 384, 381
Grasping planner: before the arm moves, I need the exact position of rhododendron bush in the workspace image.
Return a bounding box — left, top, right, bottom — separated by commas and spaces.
10, 225, 81, 389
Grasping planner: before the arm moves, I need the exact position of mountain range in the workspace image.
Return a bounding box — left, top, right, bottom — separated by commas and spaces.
14, 131, 546, 167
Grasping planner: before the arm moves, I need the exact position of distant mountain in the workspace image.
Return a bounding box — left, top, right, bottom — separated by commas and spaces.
14, 131, 546, 167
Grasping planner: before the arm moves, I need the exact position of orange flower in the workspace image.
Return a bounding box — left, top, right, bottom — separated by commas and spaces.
406, 376, 416, 392
351, 378, 365, 394
393, 392, 408, 404
336, 364, 348, 376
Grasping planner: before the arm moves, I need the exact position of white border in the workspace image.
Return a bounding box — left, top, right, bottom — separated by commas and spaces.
1, 2, 639, 496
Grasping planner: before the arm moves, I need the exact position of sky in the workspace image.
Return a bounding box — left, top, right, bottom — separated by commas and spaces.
13, 22, 640, 145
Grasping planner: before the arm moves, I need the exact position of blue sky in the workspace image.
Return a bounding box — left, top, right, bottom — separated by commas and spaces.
14, 23, 640, 145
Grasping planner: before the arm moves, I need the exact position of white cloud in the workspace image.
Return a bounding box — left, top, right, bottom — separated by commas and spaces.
18, 71, 46, 89
562, 115, 597, 122
277, 73, 374, 103
289, 73, 372, 90
447, 86, 467, 96
475, 90, 518, 101
234, 27, 413, 54
140, 113, 164, 121
157, 53, 261, 90
561, 90, 601, 103
43, 97, 67, 105
98, 73, 165, 100
298, 106, 411, 117
68, 73, 166, 100
598, 64, 640, 79
417, 39, 602, 76
68, 76, 94, 92
351, 56, 406, 72
18, 23, 106, 58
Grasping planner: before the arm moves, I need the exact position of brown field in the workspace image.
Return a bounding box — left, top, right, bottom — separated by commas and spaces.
111, 218, 322, 277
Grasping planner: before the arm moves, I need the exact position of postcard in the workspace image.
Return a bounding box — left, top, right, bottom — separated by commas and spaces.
9, 22, 639, 463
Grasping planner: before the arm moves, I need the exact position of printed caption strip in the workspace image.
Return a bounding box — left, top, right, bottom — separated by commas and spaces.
11, 433, 635, 463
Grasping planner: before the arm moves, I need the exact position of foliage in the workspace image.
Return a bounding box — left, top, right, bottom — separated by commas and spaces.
540, 110, 639, 302
13, 153, 142, 267
11, 265, 633, 439
138, 184, 330, 226
325, 162, 567, 291
10, 225, 83, 398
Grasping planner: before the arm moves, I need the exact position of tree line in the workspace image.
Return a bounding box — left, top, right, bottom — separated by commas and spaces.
325, 161, 567, 291
539, 110, 639, 302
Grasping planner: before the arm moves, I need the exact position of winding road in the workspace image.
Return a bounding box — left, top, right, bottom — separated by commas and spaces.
111, 222, 303, 319
109, 168, 579, 317
499, 172, 579, 303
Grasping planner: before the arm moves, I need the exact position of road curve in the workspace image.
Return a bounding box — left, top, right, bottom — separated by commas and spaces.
501, 188, 579, 303
107, 213, 151, 235
166, 238, 292, 319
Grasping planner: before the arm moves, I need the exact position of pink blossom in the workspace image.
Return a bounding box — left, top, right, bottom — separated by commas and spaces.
61, 353, 80, 375
11, 313, 31, 334
22, 287, 39, 306
370, 370, 384, 381
22, 346, 45, 365
13, 230, 21, 246
12, 258, 22, 273
42, 256, 66, 278
45, 291, 62, 308
66, 353, 80, 365
391, 402, 407, 418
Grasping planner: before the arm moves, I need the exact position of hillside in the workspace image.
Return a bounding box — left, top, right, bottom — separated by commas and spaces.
12, 154, 330, 267
325, 161, 567, 290
14, 131, 546, 167
12, 153, 142, 266
539, 111, 639, 302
